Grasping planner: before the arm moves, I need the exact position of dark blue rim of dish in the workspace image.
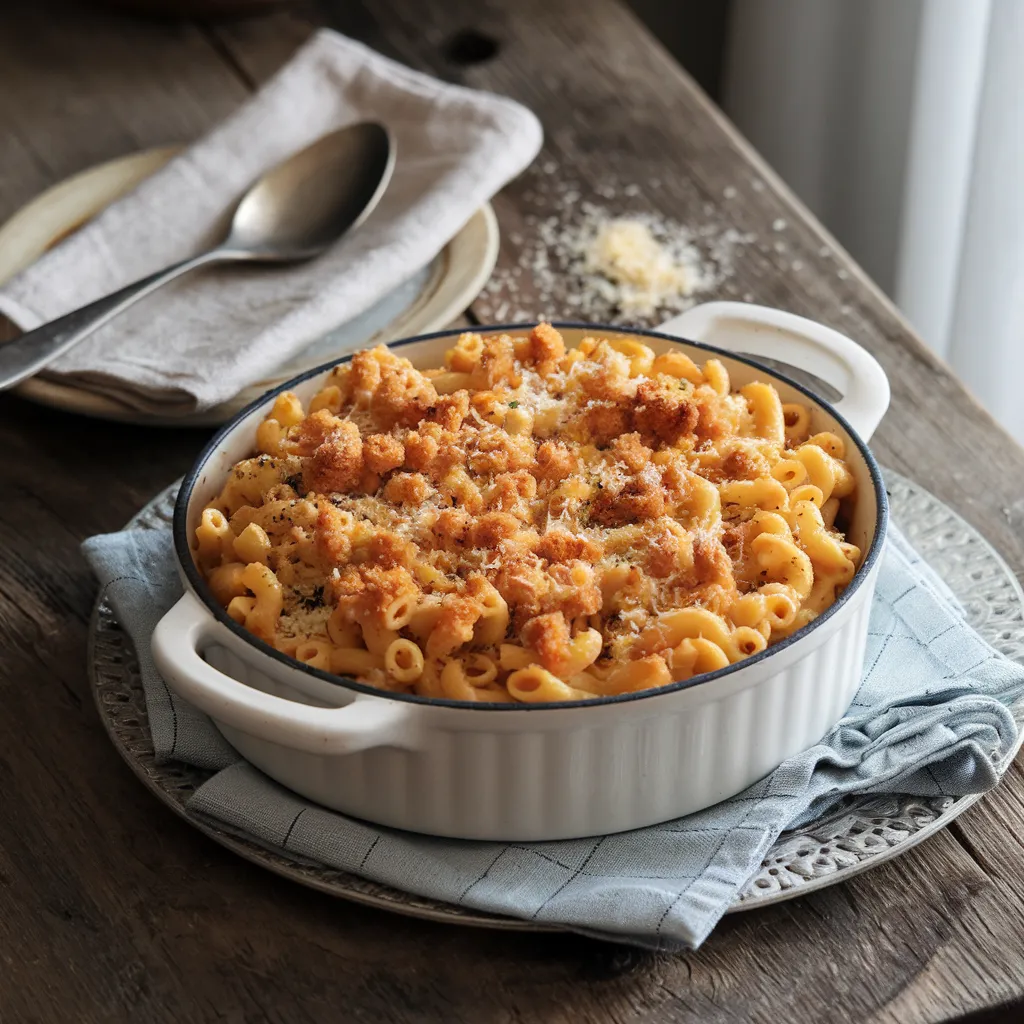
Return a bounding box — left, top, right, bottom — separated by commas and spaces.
173, 321, 890, 711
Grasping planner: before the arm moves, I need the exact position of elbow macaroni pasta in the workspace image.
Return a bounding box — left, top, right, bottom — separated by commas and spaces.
196, 325, 862, 703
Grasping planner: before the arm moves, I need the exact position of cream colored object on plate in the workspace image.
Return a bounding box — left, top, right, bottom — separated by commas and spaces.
0, 148, 499, 426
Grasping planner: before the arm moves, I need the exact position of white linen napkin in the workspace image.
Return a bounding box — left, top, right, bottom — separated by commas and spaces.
0, 30, 541, 415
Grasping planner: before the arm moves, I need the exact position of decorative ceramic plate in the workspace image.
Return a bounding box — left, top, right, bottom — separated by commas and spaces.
88, 469, 1024, 929
0, 147, 498, 426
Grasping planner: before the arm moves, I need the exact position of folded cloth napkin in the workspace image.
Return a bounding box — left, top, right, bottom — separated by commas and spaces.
0, 30, 541, 415
82, 505, 1024, 951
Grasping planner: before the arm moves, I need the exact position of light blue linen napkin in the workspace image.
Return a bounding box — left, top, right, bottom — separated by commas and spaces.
82, 510, 1024, 951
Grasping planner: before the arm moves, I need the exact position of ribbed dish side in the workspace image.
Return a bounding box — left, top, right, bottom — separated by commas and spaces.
203, 587, 872, 840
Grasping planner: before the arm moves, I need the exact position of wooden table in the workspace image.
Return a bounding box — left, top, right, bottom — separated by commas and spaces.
2, 2, 1024, 1021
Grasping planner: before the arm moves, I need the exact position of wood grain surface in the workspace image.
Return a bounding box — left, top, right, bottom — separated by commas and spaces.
1, 1, 1023, 1021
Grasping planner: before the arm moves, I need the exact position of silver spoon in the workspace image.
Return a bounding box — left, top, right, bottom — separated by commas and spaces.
0, 122, 395, 391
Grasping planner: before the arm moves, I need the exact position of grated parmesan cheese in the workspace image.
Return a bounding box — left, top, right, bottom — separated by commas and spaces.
512, 368, 568, 432
278, 603, 330, 639
584, 219, 696, 317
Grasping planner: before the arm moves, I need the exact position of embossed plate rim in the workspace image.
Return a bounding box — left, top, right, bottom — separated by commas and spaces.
88, 469, 1024, 929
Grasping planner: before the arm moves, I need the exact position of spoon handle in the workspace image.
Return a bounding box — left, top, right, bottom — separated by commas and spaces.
0, 249, 229, 391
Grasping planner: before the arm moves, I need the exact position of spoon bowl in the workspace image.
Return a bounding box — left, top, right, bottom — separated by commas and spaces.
0, 121, 396, 390
227, 123, 395, 259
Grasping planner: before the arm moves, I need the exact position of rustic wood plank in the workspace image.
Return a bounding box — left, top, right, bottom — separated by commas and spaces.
2, 1, 1024, 1022
200, 2, 318, 83
0, 3, 255, 224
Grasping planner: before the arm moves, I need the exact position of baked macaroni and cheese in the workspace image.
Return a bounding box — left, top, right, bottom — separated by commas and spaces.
196, 325, 861, 704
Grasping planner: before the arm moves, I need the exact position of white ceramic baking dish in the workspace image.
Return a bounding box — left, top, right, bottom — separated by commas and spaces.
152, 301, 890, 841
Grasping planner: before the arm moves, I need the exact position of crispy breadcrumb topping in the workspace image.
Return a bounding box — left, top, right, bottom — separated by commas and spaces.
198, 325, 861, 702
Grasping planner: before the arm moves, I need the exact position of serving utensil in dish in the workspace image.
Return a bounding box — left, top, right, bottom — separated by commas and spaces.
152, 301, 891, 841
0, 122, 395, 391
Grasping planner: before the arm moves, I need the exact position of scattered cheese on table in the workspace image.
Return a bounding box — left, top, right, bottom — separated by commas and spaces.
479, 171, 753, 325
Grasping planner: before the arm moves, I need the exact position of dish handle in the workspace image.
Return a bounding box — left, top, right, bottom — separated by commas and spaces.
657, 301, 890, 441
152, 592, 418, 756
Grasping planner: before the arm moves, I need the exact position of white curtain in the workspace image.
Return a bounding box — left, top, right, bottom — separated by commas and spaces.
724, 0, 1024, 442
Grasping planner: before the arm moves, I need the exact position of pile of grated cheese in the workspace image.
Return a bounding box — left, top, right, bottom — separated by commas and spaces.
583, 218, 697, 318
